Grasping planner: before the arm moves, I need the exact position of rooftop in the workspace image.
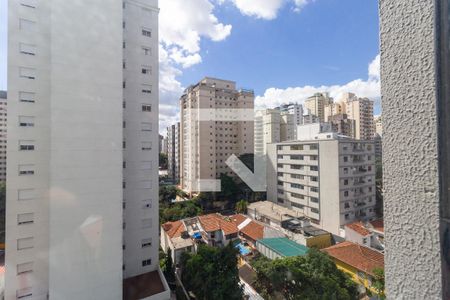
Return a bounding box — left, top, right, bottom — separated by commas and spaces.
198, 213, 239, 235
369, 219, 384, 233
123, 270, 167, 300
345, 221, 371, 236
323, 241, 384, 276
257, 237, 308, 257
248, 201, 305, 223
161, 220, 185, 238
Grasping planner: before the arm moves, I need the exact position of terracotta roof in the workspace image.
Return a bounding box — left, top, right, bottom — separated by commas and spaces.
198, 213, 239, 235
345, 221, 371, 236
323, 241, 384, 276
230, 214, 247, 226
161, 220, 185, 238
370, 219, 384, 233
240, 220, 264, 241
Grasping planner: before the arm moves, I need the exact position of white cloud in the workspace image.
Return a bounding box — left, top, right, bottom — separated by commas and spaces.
228, 0, 312, 20
255, 55, 381, 109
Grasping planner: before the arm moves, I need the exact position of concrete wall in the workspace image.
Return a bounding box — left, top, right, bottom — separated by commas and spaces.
380, 0, 449, 298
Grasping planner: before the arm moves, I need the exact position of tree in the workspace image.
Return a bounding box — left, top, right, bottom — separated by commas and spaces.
180, 244, 243, 300
159, 153, 168, 169
371, 267, 385, 299
159, 185, 177, 206
160, 200, 203, 224
235, 199, 248, 214
220, 173, 239, 200
252, 248, 358, 300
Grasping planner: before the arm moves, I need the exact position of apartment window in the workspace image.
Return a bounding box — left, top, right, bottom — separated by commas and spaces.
16, 287, 32, 299
311, 187, 319, 193
291, 155, 303, 160
344, 191, 349, 197
17, 237, 34, 250
122, 140, 126, 149
19, 67, 36, 79
19, 43, 36, 55
292, 202, 304, 209
142, 28, 152, 37
141, 238, 152, 248
277, 198, 284, 203
19, 116, 35, 127
142, 66, 152, 74
290, 145, 303, 150
290, 165, 303, 170
19, 165, 34, 175
142, 259, 152, 267
311, 208, 319, 214
311, 197, 319, 203
19, 18, 35, 31
142, 46, 151, 56
18, 189, 35, 201
344, 179, 349, 185
141, 122, 152, 131
277, 189, 284, 195
291, 174, 304, 179
17, 262, 33, 275
310, 166, 318, 171
20, 0, 37, 8
141, 142, 152, 151
310, 176, 318, 182
343, 156, 348, 162
142, 104, 152, 112
310, 144, 318, 150
291, 193, 304, 199
19, 91, 35, 103
18, 213, 34, 225
142, 85, 152, 94
277, 155, 283, 159
142, 218, 152, 229
291, 183, 304, 189
344, 202, 350, 209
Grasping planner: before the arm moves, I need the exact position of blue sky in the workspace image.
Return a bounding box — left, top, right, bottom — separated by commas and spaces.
0, 0, 381, 132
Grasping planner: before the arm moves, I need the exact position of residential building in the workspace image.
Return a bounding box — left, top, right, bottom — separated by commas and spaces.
323, 241, 384, 295
324, 101, 345, 122
167, 122, 180, 183
278, 102, 303, 126
0, 91, 6, 182
373, 133, 382, 160
159, 134, 163, 153
302, 113, 320, 125
373, 115, 382, 136
254, 109, 280, 156
267, 136, 377, 236
256, 238, 308, 259
296, 123, 333, 140
340, 93, 374, 140
6, 0, 167, 299
304, 92, 333, 122
280, 112, 296, 141
180, 77, 254, 193
328, 114, 355, 138
345, 219, 384, 251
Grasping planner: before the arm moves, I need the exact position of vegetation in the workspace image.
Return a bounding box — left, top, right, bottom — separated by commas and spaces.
235, 199, 248, 214
179, 244, 243, 300
160, 250, 176, 285
252, 249, 358, 300
370, 267, 385, 299
159, 185, 203, 224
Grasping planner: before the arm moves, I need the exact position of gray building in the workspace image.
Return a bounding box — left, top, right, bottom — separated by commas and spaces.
267, 134, 377, 236
0, 91, 6, 182
167, 122, 180, 183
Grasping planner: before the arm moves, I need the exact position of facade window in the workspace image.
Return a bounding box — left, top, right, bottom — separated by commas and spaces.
310, 144, 318, 150
19, 43, 36, 55
141, 238, 152, 248
142, 66, 152, 74
291, 183, 304, 189
17, 237, 34, 250
142, 28, 152, 37
344, 179, 349, 185
290, 165, 303, 170
311, 208, 319, 214
292, 202, 304, 209
343, 156, 348, 162
20, 0, 37, 8
310, 176, 318, 182
290, 145, 303, 150
291, 155, 303, 160
142, 47, 151, 56
310, 187, 319, 193
277, 198, 284, 203
17, 262, 33, 275
291, 193, 304, 199
344, 191, 349, 197
142, 259, 152, 267
16, 287, 32, 299
19, 67, 36, 79
311, 197, 319, 203
19, 116, 35, 127
142, 104, 152, 112
141, 142, 152, 151
19, 91, 35, 103
18, 213, 34, 225
277, 189, 284, 195
19, 165, 34, 175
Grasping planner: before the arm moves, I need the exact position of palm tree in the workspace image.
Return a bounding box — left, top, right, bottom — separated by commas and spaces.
235, 199, 248, 214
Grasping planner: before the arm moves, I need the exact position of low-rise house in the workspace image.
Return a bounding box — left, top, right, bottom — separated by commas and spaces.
323, 241, 384, 295
345, 219, 384, 251
160, 220, 195, 265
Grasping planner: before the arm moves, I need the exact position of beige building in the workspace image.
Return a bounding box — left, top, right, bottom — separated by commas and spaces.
167, 122, 180, 183
180, 77, 254, 193
340, 93, 374, 140
280, 112, 296, 142
374, 115, 382, 136
324, 101, 345, 122
0, 91, 6, 182
304, 92, 333, 122
267, 134, 377, 236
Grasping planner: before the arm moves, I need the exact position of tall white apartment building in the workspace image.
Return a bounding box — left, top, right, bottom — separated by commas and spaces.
254, 109, 281, 156
280, 113, 296, 141
6, 1, 167, 299
167, 122, 180, 183
340, 93, 374, 140
0, 91, 6, 182
278, 103, 303, 126
267, 134, 377, 236
304, 92, 333, 122
180, 77, 254, 193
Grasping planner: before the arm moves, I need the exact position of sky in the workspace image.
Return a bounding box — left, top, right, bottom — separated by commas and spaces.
0, 0, 381, 134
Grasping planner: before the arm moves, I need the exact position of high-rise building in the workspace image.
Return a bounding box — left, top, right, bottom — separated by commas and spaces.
278, 103, 303, 126
180, 77, 254, 193
373, 115, 382, 136
328, 114, 355, 138
304, 92, 333, 122
0, 91, 6, 183
167, 122, 180, 183
324, 101, 345, 122
159, 134, 164, 153
302, 113, 320, 125
267, 134, 377, 236
280, 112, 296, 142
340, 93, 374, 140
6, 1, 167, 299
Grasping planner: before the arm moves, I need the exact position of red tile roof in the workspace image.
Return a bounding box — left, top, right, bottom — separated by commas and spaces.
198, 213, 239, 235
240, 221, 264, 242
161, 220, 185, 238
345, 221, 371, 236
323, 241, 384, 276
370, 219, 384, 233
230, 214, 247, 226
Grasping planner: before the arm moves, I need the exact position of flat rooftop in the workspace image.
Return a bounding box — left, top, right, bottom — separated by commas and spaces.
258, 237, 308, 257
248, 201, 305, 222
123, 270, 167, 300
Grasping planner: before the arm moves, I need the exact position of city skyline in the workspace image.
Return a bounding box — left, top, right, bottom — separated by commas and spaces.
0, 0, 381, 134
